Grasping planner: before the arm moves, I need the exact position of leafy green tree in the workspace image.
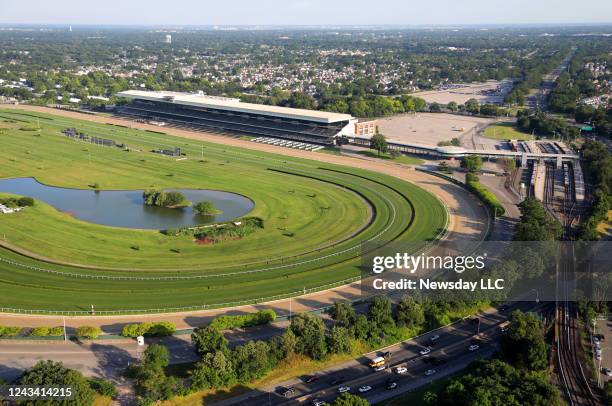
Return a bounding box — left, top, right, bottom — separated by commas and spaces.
191, 350, 236, 390
460, 155, 483, 172
332, 392, 370, 405
513, 198, 562, 241
479, 104, 499, 116
368, 296, 395, 333
20, 360, 96, 406
191, 326, 228, 356
143, 344, 170, 370
328, 326, 352, 354
331, 301, 356, 329
396, 296, 425, 328
465, 98, 480, 115
437, 358, 562, 406
290, 313, 328, 360
447, 101, 458, 112
193, 201, 219, 215
501, 310, 548, 371
130, 344, 183, 404
370, 131, 388, 156
499, 157, 516, 173
429, 102, 442, 112
353, 314, 369, 341
233, 340, 273, 383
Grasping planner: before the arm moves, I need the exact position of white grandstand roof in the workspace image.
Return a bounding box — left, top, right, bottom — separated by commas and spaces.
117, 90, 355, 124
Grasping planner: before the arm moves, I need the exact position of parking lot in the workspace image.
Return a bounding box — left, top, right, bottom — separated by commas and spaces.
412, 80, 513, 105
377, 112, 495, 146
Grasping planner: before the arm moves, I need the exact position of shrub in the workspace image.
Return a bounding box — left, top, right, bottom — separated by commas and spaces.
121, 322, 176, 338
209, 310, 276, 330
30, 327, 50, 337
49, 327, 64, 336
89, 378, 118, 398
0, 326, 22, 337
17, 196, 34, 206
75, 326, 101, 339
466, 175, 505, 217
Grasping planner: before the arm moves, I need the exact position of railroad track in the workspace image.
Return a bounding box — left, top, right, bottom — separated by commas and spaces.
546, 163, 601, 405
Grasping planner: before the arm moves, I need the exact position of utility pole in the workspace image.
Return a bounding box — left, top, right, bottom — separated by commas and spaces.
63, 317, 67, 341
91, 304, 95, 316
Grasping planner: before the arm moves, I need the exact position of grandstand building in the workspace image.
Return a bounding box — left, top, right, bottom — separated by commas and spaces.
116, 90, 358, 145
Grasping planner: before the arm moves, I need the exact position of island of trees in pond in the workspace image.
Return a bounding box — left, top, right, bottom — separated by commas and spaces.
142, 190, 190, 209
142, 190, 221, 215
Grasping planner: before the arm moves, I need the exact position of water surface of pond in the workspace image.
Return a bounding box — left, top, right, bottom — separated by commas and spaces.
0, 177, 254, 230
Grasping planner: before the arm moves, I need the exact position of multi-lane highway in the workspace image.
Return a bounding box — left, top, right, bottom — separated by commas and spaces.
217, 302, 544, 406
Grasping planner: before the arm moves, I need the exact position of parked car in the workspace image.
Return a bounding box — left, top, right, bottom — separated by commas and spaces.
358, 385, 372, 393
420, 347, 431, 355
424, 369, 437, 376
337, 386, 351, 393
312, 399, 327, 406
429, 334, 440, 343
602, 368, 612, 377
374, 365, 386, 372
395, 366, 408, 374
469, 344, 480, 351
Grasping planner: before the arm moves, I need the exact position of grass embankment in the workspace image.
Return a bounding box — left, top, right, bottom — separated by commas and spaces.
0, 109, 447, 312
465, 173, 505, 217
483, 122, 533, 141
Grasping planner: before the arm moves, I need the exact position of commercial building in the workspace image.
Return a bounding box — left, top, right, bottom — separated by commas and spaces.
116, 90, 358, 145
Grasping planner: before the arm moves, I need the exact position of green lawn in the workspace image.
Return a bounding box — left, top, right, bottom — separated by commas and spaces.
0, 109, 447, 312
483, 122, 533, 141
355, 150, 425, 165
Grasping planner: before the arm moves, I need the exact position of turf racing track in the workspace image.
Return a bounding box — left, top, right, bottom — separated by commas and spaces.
0, 107, 474, 315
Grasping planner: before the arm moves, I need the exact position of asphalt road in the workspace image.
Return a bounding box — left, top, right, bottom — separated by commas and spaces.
216, 302, 541, 406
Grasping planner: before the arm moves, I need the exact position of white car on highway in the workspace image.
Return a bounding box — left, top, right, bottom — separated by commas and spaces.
337, 386, 351, 393
420, 347, 431, 355
358, 385, 372, 393
424, 369, 437, 376
395, 366, 408, 374
469, 344, 480, 351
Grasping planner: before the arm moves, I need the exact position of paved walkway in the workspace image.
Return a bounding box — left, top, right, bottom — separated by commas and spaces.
0, 105, 489, 331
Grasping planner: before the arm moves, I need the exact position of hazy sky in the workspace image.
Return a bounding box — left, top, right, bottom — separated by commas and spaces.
0, 0, 610, 26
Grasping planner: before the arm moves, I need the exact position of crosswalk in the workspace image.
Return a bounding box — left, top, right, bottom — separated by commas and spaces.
250, 137, 324, 151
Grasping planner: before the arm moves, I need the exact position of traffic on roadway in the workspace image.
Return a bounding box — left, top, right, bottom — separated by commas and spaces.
219, 301, 545, 406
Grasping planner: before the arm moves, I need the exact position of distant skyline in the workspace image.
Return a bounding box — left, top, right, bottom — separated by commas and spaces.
0, 0, 611, 26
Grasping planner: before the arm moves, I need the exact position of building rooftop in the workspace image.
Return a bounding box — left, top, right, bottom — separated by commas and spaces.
117, 90, 355, 124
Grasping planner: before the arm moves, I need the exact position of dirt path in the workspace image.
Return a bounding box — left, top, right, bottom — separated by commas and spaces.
0, 105, 489, 330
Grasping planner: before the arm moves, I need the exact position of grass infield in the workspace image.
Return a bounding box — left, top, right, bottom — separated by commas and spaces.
0, 109, 447, 313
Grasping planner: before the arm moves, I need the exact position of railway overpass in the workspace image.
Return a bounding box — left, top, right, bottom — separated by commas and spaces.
349, 136, 579, 164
